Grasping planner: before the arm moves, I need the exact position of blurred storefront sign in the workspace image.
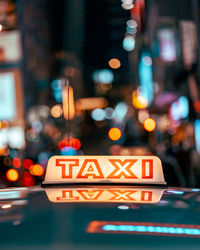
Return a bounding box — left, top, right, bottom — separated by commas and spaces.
180, 20, 197, 69
0, 31, 22, 62
0, 70, 25, 149
158, 28, 177, 63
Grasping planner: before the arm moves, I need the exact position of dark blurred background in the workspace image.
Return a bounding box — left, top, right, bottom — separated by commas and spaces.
0, 0, 200, 188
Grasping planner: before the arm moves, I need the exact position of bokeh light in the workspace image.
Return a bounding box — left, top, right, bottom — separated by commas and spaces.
144, 118, 156, 132
142, 56, 152, 66
30, 164, 44, 176
108, 127, 122, 141
132, 90, 148, 109
105, 107, 115, 119
91, 108, 105, 121
6, 169, 19, 182
3, 157, 11, 166
108, 58, 121, 69
62, 85, 75, 120
23, 159, 34, 170
60, 147, 77, 156
138, 109, 149, 124
73, 138, 81, 150
21, 172, 34, 187
92, 69, 114, 84
58, 137, 81, 150
123, 36, 135, 51
114, 102, 128, 121
51, 104, 63, 118
12, 157, 21, 168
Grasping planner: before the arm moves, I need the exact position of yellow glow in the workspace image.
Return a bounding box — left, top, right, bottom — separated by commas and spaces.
1, 204, 12, 209
43, 155, 165, 185
75, 97, 108, 111
51, 105, 63, 118
108, 58, 121, 69
30, 164, 44, 176
62, 85, 75, 120
144, 118, 156, 132
6, 169, 19, 181
108, 127, 122, 141
132, 90, 148, 109
1, 121, 9, 129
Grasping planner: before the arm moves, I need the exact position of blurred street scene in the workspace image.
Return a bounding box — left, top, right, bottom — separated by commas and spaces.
0, 0, 200, 188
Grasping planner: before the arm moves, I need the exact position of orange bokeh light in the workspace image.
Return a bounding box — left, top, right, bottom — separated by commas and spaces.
6, 169, 19, 182
62, 85, 75, 120
132, 90, 148, 109
108, 58, 121, 69
13, 157, 21, 168
108, 127, 122, 141
30, 164, 44, 176
144, 118, 156, 132
51, 104, 63, 118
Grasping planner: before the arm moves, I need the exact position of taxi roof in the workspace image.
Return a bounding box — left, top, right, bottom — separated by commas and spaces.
0, 186, 200, 250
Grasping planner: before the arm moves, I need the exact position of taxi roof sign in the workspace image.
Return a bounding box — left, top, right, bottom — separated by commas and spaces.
43, 156, 166, 185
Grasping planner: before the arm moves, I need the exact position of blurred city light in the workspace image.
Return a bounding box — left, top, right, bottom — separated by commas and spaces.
30, 164, 44, 176
7, 126, 25, 149
0, 72, 16, 120
105, 107, 115, 119
32, 120, 43, 132
144, 118, 156, 132
62, 84, 75, 120
91, 108, 105, 121
1, 204, 11, 209
138, 109, 149, 124
170, 96, 189, 120
58, 137, 81, 150
142, 56, 152, 66
92, 69, 114, 84
108, 58, 121, 69
108, 127, 122, 141
75, 97, 108, 111
114, 102, 128, 121
158, 28, 177, 62
12, 157, 21, 168
60, 146, 77, 156
194, 120, 200, 153
51, 79, 63, 102
121, 0, 134, 10
138, 52, 154, 105
132, 90, 148, 109
21, 172, 34, 187
51, 104, 63, 118
123, 36, 135, 51
3, 156, 11, 166
26, 128, 39, 142
126, 19, 137, 34
23, 159, 34, 170
6, 169, 19, 182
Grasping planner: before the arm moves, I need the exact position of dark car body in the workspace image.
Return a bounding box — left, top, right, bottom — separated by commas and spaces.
0, 185, 200, 250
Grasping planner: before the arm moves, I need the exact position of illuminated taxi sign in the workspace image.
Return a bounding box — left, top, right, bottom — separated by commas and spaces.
45, 187, 164, 204
43, 156, 165, 185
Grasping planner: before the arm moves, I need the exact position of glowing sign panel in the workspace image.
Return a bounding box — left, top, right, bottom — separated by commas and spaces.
45, 187, 164, 203
43, 156, 165, 185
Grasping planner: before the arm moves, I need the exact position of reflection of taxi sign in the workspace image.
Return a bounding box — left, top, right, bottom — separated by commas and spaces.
43, 156, 166, 185
45, 187, 164, 204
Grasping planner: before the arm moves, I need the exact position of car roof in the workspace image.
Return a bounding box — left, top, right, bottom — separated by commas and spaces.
0, 186, 200, 250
